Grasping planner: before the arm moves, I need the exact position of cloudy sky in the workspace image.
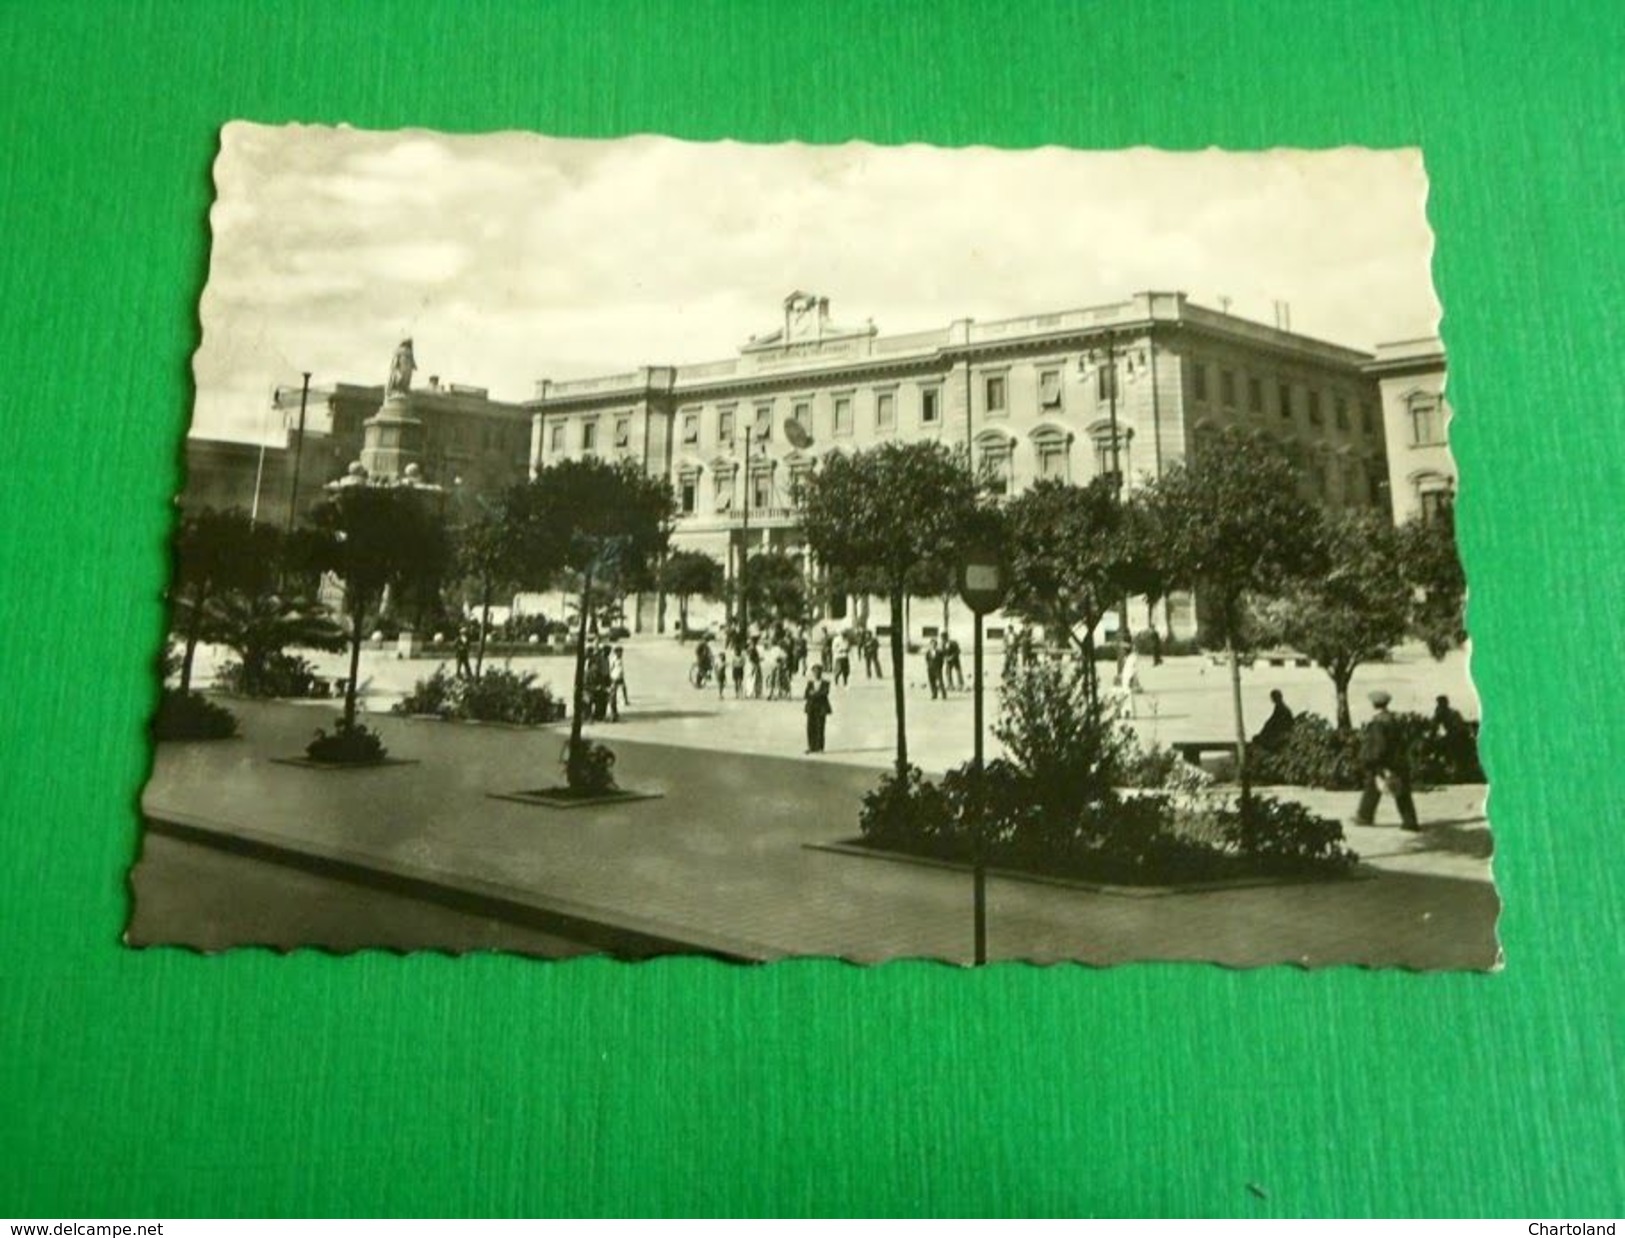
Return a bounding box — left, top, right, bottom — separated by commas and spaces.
195, 124, 1440, 442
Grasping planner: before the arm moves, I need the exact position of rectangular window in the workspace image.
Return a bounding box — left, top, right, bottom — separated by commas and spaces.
921, 387, 940, 424
1247, 376, 1264, 414
985, 374, 1007, 415
752, 474, 772, 510
981, 449, 1011, 496
1308, 391, 1323, 426
1039, 369, 1062, 410
1278, 382, 1293, 421
792, 401, 811, 433
1220, 369, 1236, 408
1038, 442, 1068, 480
713, 473, 734, 511
754, 404, 773, 442
614, 417, 631, 449
876, 391, 896, 430
834, 395, 854, 436
549, 422, 564, 452
1420, 487, 1454, 523
681, 412, 699, 446
717, 407, 734, 444
1410, 399, 1443, 446
680, 480, 696, 515
1097, 364, 1117, 402
1192, 363, 1208, 402
581, 421, 597, 451
1334, 395, 1349, 431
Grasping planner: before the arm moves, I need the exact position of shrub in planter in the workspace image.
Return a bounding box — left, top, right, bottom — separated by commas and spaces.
306, 720, 387, 764
458, 668, 563, 725
1250, 713, 1364, 790
153, 688, 238, 740
394, 666, 459, 718
1218, 794, 1357, 875
217, 652, 323, 699
562, 739, 617, 794
858, 764, 951, 849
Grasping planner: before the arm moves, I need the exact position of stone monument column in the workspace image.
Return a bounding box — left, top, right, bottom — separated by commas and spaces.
360, 338, 424, 481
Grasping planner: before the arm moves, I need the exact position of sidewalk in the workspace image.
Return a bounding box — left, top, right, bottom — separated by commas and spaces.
136, 698, 1498, 968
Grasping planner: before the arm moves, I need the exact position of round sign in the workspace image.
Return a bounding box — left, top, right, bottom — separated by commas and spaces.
958, 542, 1007, 615
784, 419, 813, 450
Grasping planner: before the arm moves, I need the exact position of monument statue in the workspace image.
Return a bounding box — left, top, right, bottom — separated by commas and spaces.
385, 338, 416, 399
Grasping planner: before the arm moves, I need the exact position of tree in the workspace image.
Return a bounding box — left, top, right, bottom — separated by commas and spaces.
1002, 477, 1145, 703
453, 486, 535, 679
737, 551, 807, 627
295, 484, 453, 729
1253, 511, 1411, 730
516, 458, 675, 783
168, 508, 280, 694
1398, 505, 1468, 658
659, 549, 725, 635
208, 589, 345, 696
802, 441, 979, 773
1144, 430, 1325, 793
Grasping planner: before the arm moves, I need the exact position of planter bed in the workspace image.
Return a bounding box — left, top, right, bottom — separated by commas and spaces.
811, 835, 1365, 897
487, 787, 664, 810
270, 756, 421, 772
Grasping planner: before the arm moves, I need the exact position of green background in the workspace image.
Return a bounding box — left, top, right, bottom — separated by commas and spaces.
2, 0, 1621, 1217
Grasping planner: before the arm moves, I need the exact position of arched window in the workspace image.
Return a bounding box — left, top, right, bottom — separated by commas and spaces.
1412, 470, 1455, 522
1406, 390, 1447, 446
1088, 419, 1132, 487
975, 430, 1016, 496
710, 458, 738, 513
1029, 424, 1074, 483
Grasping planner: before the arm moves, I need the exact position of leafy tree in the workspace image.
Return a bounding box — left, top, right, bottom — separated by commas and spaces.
1252, 511, 1411, 730
207, 590, 345, 696
1398, 505, 1468, 658
515, 458, 675, 784
168, 508, 280, 694
659, 549, 725, 635
1143, 430, 1325, 793
452, 486, 536, 678
802, 441, 979, 773
1002, 477, 1146, 703
295, 484, 453, 729
738, 551, 808, 627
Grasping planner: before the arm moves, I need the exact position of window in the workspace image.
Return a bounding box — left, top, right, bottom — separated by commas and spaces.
921, 386, 941, 424
1192, 363, 1208, 402
1334, 395, 1349, 431
1278, 382, 1293, 421
1308, 390, 1323, 426
979, 444, 1012, 496
680, 479, 696, 515
717, 407, 734, 444
789, 465, 811, 506
752, 472, 773, 510
713, 471, 734, 511
615, 417, 631, 449
754, 403, 773, 442
681, 412, 699, 446
1094, 438, 1124, 485
876, 390, 896, 430
1409, 394, 1445, 445
1039, 369, 1062, 410
549, 422, 564, 452
1096, 364, 1117, 402
984, 373, 1007, 415
1220, 369, 1236, 408
581, 420, 597, 451
1034, 432, 1070, 481
792, 401, 811, 429
1247, 376, 1264, 414
834, 394, 854, 436
1418, 480, 1455, 523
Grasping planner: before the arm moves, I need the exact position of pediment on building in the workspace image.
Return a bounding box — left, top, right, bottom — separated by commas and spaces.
740, 291, 878, 354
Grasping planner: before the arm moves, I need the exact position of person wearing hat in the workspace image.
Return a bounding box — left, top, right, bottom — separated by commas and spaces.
1353, 689, 1420, 831
803, 664, 833, 753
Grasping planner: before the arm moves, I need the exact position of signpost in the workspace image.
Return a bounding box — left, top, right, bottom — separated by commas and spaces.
958, 541, 1007, 966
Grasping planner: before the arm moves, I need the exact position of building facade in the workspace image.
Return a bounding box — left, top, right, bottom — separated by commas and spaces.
529, 291, 1392, 638
1364, 336, 1454, 524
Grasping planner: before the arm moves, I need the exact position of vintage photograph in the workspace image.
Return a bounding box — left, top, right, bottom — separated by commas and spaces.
133, 124, 1492, 967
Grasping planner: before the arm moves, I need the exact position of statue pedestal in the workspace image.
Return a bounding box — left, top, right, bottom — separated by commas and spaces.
360, 395, 422, 481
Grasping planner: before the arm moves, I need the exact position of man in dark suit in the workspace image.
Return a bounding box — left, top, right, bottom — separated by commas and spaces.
804, 664, 833, 753
1352, 689, 1420, 831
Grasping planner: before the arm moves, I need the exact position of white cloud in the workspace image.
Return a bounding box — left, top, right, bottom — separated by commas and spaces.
192, 126, 1440, 442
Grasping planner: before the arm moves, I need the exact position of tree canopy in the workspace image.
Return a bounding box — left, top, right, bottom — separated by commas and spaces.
1398, 506, 1468, 658
168, 507, 282, 693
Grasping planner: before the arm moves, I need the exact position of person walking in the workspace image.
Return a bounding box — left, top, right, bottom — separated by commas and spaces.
925, 634, 945, 700
862, 629, 883, 679
715, 645, 729, 700
1352, 689, 1420, 831
943, 632, 963, 691
803, 664, 833, 753
454, 622, 474, 680
832, 631, 851, 687
609, 645, 628, 708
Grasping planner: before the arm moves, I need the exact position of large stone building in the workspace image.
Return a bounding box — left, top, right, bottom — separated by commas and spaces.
1365, 336, 1454, 524
529, 290, 1392, 637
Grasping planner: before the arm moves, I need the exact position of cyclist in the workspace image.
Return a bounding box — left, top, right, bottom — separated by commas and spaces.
691, 635, 714, 688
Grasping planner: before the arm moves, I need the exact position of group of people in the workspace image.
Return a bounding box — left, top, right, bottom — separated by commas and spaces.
691, 623, 894, 701
581, 641, 629, 722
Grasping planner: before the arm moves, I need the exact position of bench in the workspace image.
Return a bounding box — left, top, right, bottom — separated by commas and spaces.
1171, 740, 1239, 767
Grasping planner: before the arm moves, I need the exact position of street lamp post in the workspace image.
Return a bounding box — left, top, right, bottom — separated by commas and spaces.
958, 541, 1007, 967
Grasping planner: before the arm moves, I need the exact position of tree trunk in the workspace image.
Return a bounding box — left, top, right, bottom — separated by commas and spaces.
678, 593, 689, 635
889, 588, 908, 773
179, 588, 204, 695
1227, 627, 1249, 803
343, 604, 366, 729
476, 579, 494, 681
1333, 663, 1354, 732
567, 569, 593, 764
